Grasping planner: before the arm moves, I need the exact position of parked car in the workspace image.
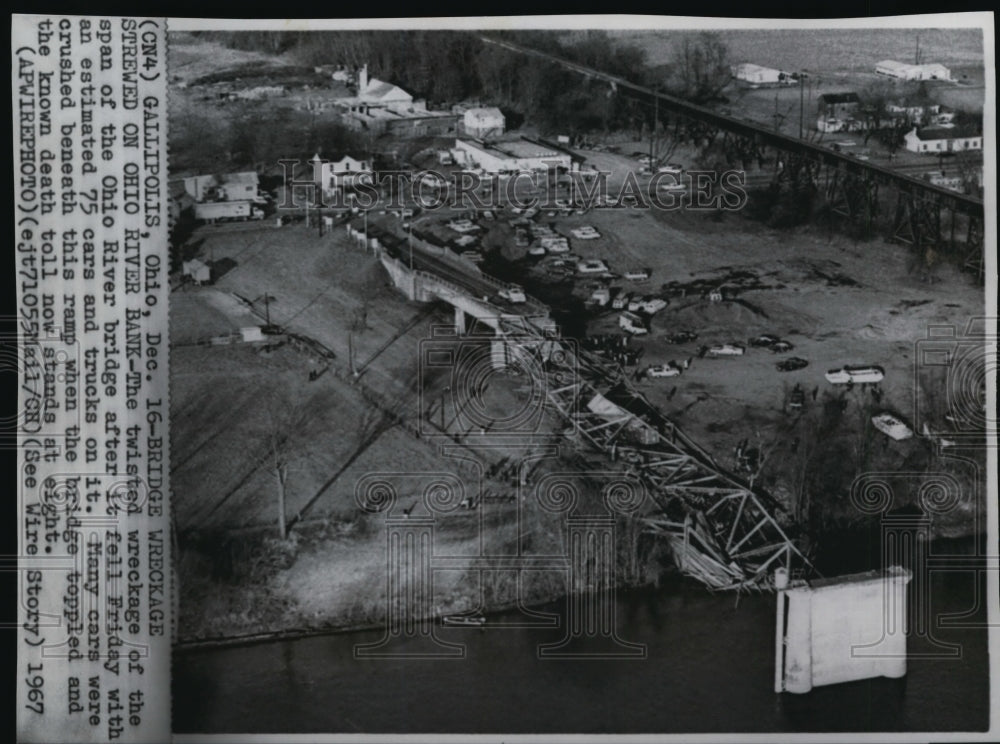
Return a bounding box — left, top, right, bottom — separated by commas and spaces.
708, 343, 746, 357
528, 244, 546, 257
665, 331, 698, 344
770, 340, 795, 353
448, 219, 480, 234
619, 311, 649, 335
776, 357, 809, 372
571, 226, 601, 240
871, 412, 913, 440
749, 334, 781, 348
646, 363, 682, 378
637, 297, 669, 314
499, 285, 526, 304
825, 365, 884, 384
623, 268, 651, 281
577, 259, 610, 274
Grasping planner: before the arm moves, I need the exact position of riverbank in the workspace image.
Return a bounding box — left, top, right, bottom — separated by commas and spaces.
174, 543, 990, 734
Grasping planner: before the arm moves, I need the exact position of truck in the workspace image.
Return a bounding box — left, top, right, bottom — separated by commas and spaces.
194, 200, 265, 223
619, 311, 649, 336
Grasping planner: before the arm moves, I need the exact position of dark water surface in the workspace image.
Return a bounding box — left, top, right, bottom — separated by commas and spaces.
174, 537, 989, 734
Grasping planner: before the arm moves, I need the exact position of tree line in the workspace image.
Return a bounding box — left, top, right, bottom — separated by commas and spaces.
193, 30, 733, 136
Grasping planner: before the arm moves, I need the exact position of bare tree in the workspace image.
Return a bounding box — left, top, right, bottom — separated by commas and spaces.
256, 395, 312, 539
670, 32, 731, 104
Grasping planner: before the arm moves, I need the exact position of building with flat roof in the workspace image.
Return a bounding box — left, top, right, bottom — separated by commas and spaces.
182, 172, 260, 203
454, 137, 578, 173
731, 63, 798, 87
875, 60, 951, 81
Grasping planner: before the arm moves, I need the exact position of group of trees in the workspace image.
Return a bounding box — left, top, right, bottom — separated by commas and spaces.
193, 29, 734, 140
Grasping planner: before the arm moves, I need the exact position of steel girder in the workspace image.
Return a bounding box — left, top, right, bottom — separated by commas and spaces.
490, 317, 813, 592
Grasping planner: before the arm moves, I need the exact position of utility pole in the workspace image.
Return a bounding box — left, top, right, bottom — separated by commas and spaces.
256, 293, 276, 327
799, 72, 805, 139
650, 86, 658, 167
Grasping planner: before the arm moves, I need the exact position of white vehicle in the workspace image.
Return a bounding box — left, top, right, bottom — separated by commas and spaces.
545, 240, 570, 253
708, 343, 746, 357
528, 244, 547, 257
611, 291, 630, 310
571, 226, 601, 240
657, 163, 684, 175
619, 311, 649, 335
645, 363, 681, 378
623, 268, 651, 281
825, 365, 885, 385
448, 220, 480, 234
194, 200, 265, 222
872, 413, 913, 441
499, 285, 526, 304
657, 179, 687, 192
638, 297, 668, 315
577, 259, 610, 275
588, 288, 611, 307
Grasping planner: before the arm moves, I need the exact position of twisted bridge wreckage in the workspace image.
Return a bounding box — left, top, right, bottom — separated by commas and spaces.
479, 35, 987, 280
492, 312, 814, 592
366, 229, 815, 593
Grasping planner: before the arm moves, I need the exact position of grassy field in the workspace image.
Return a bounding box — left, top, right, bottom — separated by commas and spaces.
616, 27, 985, 74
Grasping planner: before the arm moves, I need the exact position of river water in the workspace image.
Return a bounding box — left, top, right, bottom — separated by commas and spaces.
174, 537, 989, 734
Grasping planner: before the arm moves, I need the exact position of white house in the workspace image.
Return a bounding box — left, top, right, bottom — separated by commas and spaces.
311, 153, 373, 198
182, 258, 212, 285
885, 102, 940, 124
731, 63, 798, 87
903, 126, 982, 154
462, 107, 506, 138
875, 60, 951, 81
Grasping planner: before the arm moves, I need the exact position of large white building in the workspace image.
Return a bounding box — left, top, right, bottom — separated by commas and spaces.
731, 63, 798, 87
903, 126, 982, 154
355, 64, 413, 106
183, 172, 260, 203
875, 60, 951, 81
453, 138, 575, 173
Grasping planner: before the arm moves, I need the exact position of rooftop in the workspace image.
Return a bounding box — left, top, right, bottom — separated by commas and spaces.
818, 92, 860, 105
914, 125, 982, 140
733, 63, 781, 74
